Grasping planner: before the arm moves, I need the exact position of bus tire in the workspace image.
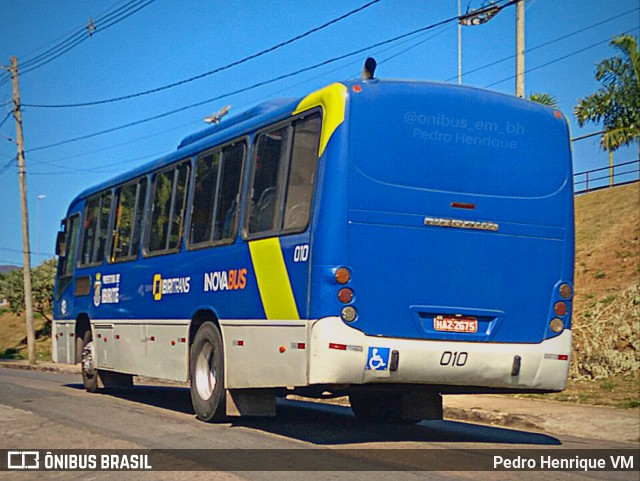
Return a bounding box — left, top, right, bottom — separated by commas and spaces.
189, 322, 226, 422
80, 330, 99, 393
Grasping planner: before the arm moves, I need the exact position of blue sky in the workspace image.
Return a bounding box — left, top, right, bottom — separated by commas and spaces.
0, 0, 638, 267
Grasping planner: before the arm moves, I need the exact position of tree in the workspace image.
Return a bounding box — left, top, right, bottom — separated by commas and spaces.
0, 258, 56, 331
574, 34, 640, 153
529, 93, 559, 108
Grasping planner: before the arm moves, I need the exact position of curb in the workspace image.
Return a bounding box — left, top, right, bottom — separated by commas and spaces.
0, 360, 81, 375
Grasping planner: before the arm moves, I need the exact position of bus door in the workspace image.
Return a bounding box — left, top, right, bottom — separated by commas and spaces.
54, 213, 81, 362
245, 113, 322, 321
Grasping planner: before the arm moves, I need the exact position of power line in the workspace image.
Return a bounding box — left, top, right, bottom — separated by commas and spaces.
27, 1, 518, 153
0, 0, 157, 86
572, 130, 605, 142
0, 246, 55, 257
15, 0, 134, 61
446, 6, 639, 82
21, 0, 157, 76
484, 27, 640, 89
0, 157, 16, 177
23, 0, 385, 109
0, 111, 12, 130
23, 0, 602, 172
377, 24, 453, 67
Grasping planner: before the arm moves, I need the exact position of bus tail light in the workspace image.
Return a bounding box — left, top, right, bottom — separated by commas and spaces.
549, 318, 564, 333
335, 267, 351, 284
341, 306, 357, 322
559, 283, 572, 299
338, 288, 353, 304
554, 301, 567, 316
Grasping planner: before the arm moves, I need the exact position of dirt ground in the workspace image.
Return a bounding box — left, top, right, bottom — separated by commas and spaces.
573, 183, 639, 312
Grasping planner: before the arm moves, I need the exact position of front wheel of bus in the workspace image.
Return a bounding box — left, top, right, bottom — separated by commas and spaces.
81, 330, 99, 393
190, 322, 226, 422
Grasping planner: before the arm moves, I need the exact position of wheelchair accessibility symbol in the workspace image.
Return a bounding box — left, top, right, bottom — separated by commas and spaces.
366, 347, 390, 371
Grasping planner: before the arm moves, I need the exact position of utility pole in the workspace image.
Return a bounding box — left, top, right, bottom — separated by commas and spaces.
9, 56, 37, 366
515, 0, 525, 97
457, 0, 462, 85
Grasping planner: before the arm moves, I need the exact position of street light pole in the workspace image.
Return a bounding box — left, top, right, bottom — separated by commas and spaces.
515, 0, 525, 97
36, 194, 47, 264
458, 3, 502, 85
457, 0, 462, 85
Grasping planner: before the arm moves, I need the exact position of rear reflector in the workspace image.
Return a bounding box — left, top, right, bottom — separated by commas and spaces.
544, 353, 569, 361
451, 202, 476, 210
329, 343, 347, 351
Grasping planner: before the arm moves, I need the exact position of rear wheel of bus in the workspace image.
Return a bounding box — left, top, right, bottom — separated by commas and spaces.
80, 329, 133, 391
81, 330, 99, 392
190, 322, 226, 422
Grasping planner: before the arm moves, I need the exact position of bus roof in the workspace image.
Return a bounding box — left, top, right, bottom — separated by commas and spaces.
69, 96, 301, 208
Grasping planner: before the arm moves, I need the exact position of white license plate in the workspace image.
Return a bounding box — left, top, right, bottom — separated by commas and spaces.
433, 315, 478, 333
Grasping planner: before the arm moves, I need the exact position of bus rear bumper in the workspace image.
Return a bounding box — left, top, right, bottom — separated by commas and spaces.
308, 317, 571, 393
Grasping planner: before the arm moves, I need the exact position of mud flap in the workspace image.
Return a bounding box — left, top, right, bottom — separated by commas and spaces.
226, 388, 276, 417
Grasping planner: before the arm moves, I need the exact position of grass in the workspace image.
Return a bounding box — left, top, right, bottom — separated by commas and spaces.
513, 374, 640, 409
0, 311, 52, 361
0, 347, 24, 360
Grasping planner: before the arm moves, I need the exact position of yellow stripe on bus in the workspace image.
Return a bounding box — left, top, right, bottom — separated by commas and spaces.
249, 237, 300, 320
292, 82, 347, 157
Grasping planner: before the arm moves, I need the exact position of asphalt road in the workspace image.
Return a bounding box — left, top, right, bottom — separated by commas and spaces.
0, 368, 637, 480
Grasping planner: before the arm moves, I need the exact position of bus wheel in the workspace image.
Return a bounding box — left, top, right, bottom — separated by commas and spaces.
349, 391, 423, 424
81, 330, 99, 393
189, 322, 226, 422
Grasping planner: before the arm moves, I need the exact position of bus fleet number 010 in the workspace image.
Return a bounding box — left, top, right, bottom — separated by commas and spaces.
440, 351, 468, 367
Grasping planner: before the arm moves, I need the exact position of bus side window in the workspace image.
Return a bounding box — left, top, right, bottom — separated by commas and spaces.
246, 113, 321, 236
283, 115, 321, 231
111, 178, 147, 262
248, 127, 288, 234
190, 141, 245, 247
214, 142, 244, 241
190, 151, 222, 245
56, 214, 80, 298
79, 191, 111, 266
147, 161, 190, 254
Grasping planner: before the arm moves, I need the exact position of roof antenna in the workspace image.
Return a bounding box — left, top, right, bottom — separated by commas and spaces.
205, 105, 231, 124
361, 57, 377, 80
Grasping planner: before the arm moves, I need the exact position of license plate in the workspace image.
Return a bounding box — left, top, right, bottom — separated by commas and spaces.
433, 315, 478, 333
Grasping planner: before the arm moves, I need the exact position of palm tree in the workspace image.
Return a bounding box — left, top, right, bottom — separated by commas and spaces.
574, 34, 640, 155
529, 93, 559, 108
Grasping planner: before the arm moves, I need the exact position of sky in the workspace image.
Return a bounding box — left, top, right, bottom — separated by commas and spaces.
0, 0, 638, 267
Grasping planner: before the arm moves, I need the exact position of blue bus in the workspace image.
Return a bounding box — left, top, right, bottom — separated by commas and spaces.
53, 76, 574, 423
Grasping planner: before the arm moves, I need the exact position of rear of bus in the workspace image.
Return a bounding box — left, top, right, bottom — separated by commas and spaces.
307, 80, 574, 397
